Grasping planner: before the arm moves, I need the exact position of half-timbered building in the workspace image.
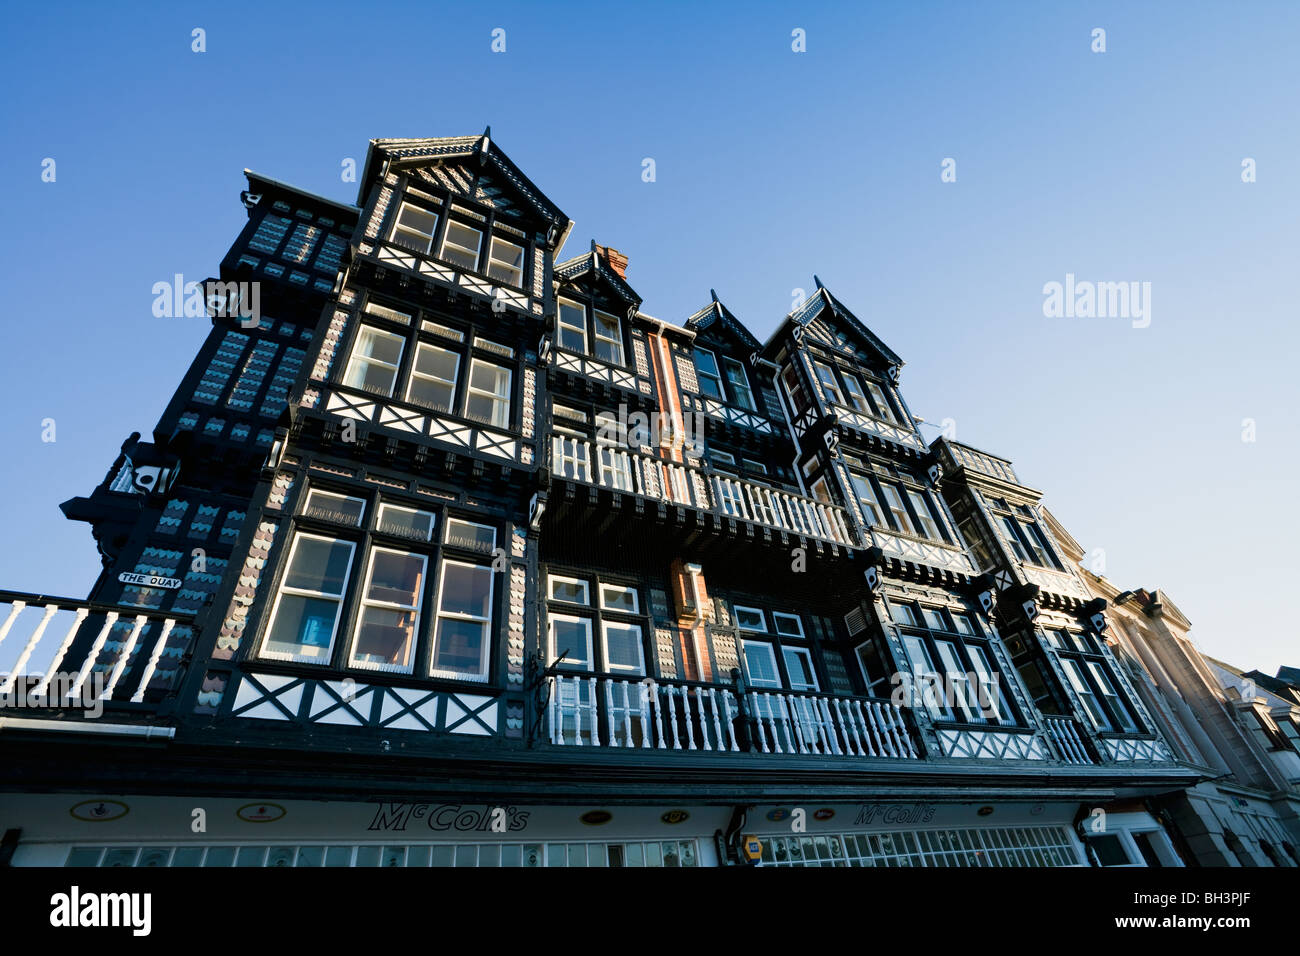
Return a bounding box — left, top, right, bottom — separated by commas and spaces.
0, 132, 1206, 868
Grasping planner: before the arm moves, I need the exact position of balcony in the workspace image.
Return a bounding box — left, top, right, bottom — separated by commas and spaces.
1042, 715, 1096, 764
549, 436, 857, 548
0, 590, 196, 717
545, 673, 917, 760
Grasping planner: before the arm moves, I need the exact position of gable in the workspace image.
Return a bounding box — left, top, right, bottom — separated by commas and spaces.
780, 282, 902, 372
685, 293, 762, 356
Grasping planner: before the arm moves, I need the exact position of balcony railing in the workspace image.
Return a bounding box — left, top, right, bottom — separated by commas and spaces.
1042, 715, 1095, 765
549, 436, 856, 547
546, 674, 917, 760
0, 590, 195, 710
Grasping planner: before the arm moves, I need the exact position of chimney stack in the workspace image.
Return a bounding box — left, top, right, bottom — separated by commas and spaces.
596, 245, 628, 279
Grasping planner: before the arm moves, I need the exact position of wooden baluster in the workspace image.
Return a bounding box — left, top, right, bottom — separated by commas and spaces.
683, 687, 698, 750
68, 611, 121, 701
721, 691, 740, 751
864, 701, 898, 757
604, 677, 616, 746
820, 698, 845, 755
777, 694, 799, 753
0, 603, 60, 696
0, 600, 28, 650
708, 688, 725, 751
836, 698, 863, 756
572, 678, 584, 746
693, 685, 712, 750
651, 682, 667, 749
667, 685, 682, 749
32, 607, 91, 700
854, 700, 884, 756
754, 695, 773, 753
101, 614, 148, 701
130, 618, 176, 703
620, 680, 635, 747
883, 702, 914, 757
588, 677, 598, 745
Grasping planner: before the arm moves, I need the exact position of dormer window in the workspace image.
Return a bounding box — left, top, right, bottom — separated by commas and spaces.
391, 202, 438, 254
487, 236, 525, 287
723, 358, 755, 411
813, 361, 844, 406
557, 298, 588, 353
694, 348, 724, 399
593, 310, 624, 364
440, 220, 483, 271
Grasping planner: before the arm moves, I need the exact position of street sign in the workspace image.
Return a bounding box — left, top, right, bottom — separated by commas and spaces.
742, 835, 762, 862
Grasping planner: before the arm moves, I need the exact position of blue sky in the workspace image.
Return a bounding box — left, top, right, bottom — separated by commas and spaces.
1, 2, 1296, 672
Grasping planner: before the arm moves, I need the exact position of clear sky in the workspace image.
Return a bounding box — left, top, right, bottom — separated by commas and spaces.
1, 2, 1296, 673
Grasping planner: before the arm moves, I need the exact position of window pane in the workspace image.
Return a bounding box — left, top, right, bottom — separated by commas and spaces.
438, 562, 492, 618
441, 220, 482, 270
603, 623, 644, 674
695, 349, 723, 398
353, 605, 419, 669
850, 474, 883, 526
366, 549, 425, 605
735, 606, 766, 631
558, 300, 587, 352
599, 584, 638, 613
891, 604, 917, 627
265, 594, 341, 660
376, 504, 435, 542
882, 485, 915, 534
866, 381, 894, 420
783, 648, 818, 690
487, 236, 525, 286
432, 617, 488, 675
742, 641, 781, 687
908, 490, 940, 539
303, 491, 365, 526
593, 311, 623, 364
549, 576, 589, 605
773, 613, 803, 638
343, 327, 403, 396
814, 362, 843, 404
445, 518, 496, 552
392, 203, 438, 253
550, 615, 592, 668
922, 608, 947, 631
284, 536, 353, 594
723, 358, 755, 410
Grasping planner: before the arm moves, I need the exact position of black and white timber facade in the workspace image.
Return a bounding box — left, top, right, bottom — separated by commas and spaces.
1, 132, 1236, 868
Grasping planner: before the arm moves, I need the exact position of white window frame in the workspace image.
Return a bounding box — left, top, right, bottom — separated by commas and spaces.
891, 603, 918, 627
593, 309, 625, 365
390, 202, 438, 254
908, 489, 941, 540
842, 374, 871, 414
260, 532, 356, 665
813, 361, 844, 406
601, 621, 645, 675
1088, 661, 1139, 732
486, 235, 525, 287
404, 341, 460, 413
429, 559, 494, 682
303, 489, 366, 526
548, 574, 590, 606
782, 646, 820, 692
773, 612, 805, 638
723, 357, 755, 410
921, 607, 947, 631
734, 605, 767, 632
375, 503, 436, 543
850, 473, 883, 526
865, 380, 894, 421
881, 484, 916, 535
599, 583, 640, 614
549, 612, 594, 670
348, 546, 427, 674
440, 219, 483, 271
557, 298, 588, 354
342, 325, 404, 397
1062, 658, 1111, 732
465, 358, 511, 429
444, 517, 497, 552
967, 643, 1012, 723
810, 476, 831, 504
902, 634, 952, 720
694, 347, 724, 399
741, 639, 782, 688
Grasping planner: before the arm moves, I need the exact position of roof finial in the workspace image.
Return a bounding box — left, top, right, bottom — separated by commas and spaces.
710, 288, 719, 303
813, 274, 825, 290
482, 124, 491, 139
